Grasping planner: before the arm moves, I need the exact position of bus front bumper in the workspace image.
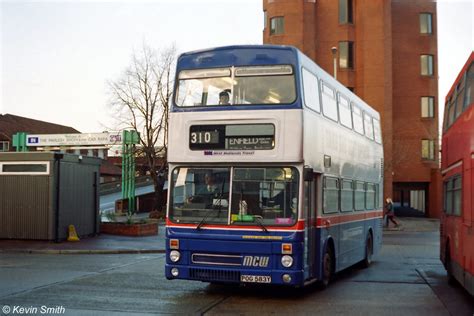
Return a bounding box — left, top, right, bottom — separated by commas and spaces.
165, 264, 305, 286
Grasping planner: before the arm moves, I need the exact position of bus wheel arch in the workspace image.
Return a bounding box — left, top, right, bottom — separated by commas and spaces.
319, 238, 335, 289
362, 229, 374, 268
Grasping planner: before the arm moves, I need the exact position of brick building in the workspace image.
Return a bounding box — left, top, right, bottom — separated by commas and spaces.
263, 0, 441, 216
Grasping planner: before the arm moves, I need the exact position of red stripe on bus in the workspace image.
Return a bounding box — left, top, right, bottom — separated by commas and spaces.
315, 210, 383, 227
166, 218, 305, 231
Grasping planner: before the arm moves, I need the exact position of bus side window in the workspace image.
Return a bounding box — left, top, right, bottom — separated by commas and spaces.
465, 62, 474, 110
375, 184, 380, 208
341, 179, 353, 212
448, 95, 456, 127
323, 177, 339, 213
444, 180, 451, 215
453, 176, 462, 216
443, 101, 450, 131
373, 119, 382, 144
302, 68, 321, 113
364, 113, 374, 140
338, 94, 352, 129
365, 183, 375, 210
454, 76, 465, 119
352, 104, 364, 135
321, 81, 338, 122
354, 181, 365, 211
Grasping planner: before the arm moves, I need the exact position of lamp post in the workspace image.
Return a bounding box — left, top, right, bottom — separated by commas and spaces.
331, 46, 338, 80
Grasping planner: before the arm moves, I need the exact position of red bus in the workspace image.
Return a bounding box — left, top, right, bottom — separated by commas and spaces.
440, 51, 474, 296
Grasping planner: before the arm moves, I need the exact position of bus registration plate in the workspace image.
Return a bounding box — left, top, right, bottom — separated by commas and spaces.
240, 275, 271, 283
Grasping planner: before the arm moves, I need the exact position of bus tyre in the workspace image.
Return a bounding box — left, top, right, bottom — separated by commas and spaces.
319, 246, 334, 289
362, 233, 373, 268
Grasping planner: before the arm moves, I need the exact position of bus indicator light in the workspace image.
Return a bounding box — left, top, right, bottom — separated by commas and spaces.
282, 243, 292, 254
170, 239, 179, 249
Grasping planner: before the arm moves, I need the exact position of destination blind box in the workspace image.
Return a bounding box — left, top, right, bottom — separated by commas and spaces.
189, 124, 275, 150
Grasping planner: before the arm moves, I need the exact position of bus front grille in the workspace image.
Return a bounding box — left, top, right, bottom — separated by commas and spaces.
189, 268, 240, 282
192, 253, 242, 266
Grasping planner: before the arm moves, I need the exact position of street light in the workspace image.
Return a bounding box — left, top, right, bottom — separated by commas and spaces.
331, 46, 338, 80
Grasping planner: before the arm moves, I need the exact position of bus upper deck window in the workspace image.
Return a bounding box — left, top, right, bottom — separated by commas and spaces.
175, 65, 296, 107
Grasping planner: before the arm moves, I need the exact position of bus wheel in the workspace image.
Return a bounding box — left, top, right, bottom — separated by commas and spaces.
319, 246, 334, 289
362, 233, 373, 268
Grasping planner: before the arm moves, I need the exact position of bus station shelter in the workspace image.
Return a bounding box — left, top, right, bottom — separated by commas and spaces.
0, 152, 101, 241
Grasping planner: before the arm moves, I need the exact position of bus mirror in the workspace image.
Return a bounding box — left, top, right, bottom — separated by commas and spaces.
303, 168, 314, 181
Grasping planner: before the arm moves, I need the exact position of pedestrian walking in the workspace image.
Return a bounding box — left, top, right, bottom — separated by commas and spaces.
385, 198, 399, 228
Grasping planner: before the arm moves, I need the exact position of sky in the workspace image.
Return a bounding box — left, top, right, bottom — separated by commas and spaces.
1, 0, 473, 133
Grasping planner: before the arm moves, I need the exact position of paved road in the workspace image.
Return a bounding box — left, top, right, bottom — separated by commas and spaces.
0, 231, 472, 315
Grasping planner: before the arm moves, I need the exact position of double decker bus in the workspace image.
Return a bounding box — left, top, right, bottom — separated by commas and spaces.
165, 45, 384, 287
440, 51, 474, 296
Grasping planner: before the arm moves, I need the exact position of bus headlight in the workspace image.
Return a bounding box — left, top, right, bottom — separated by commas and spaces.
170, 250, 181, 262
281, 255, 293, 268
171, 268, 179, 277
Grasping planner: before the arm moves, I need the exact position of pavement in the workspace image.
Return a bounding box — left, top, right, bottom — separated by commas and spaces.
383, 216, 440, 232
0, 217, 439, 255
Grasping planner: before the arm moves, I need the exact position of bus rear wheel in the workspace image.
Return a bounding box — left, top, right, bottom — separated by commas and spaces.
319, 246, 334, 289
362, 233, 373, 268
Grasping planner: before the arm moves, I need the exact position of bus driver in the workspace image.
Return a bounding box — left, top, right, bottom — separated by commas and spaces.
187, 173, 220, 207
219, 91, 230, 105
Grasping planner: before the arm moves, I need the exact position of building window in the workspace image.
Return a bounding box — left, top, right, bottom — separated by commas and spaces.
339, 41, 354, 69
420, 13, 433, 34
421, 139, 435, 160
420, 55, 434, 76
0, 141, 9, 152
0, 162, 50, 175
270, 16, 284, 35
421, 97, 434, 118
339, 0, 353, 24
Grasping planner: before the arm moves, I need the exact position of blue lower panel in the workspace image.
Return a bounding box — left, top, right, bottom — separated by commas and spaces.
166, 264, 304, 286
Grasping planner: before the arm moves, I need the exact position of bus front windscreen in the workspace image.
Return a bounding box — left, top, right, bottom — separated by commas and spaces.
169, 167, 299, 227
175, 65, 296, 107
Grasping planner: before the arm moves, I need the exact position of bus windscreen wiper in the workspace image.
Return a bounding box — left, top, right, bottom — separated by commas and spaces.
253, 216, 268, 233
196, 178, 226, 230
196, 208, 216, 230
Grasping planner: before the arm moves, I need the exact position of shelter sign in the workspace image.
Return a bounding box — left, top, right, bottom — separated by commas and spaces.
26, 132, 122, 147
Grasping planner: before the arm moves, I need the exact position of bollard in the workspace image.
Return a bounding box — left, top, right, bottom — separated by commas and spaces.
67, 225, 80, 242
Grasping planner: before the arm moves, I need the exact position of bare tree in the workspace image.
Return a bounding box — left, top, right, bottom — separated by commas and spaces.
109, 44, 176, 215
